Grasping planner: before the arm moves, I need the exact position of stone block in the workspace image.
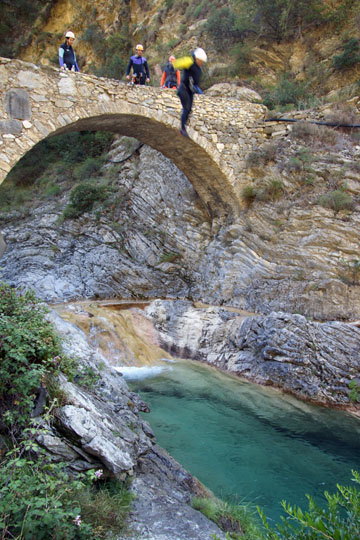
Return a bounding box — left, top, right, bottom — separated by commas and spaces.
0, 119, 22, 135
5, 88, 31, 120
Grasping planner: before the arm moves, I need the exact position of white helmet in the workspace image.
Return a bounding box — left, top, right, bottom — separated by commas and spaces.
65, 31, 75, 39
194, 47, 207, 62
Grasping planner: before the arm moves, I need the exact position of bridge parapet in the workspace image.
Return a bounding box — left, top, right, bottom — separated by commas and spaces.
0, 57, 267, 216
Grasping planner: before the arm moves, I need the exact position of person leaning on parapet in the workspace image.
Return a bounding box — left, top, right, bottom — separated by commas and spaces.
160, 55, 180, 89
59, 31, 80, 72
173, 48, 207, 137
126, 44, 150, 85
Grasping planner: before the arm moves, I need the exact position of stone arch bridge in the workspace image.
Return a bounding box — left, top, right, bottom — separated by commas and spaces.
0, 57, 267, 218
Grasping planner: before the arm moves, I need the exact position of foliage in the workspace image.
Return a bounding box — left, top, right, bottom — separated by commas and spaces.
333, 38, 360, 71
256, 178, 284, 202
192, 496, 260, 539
83, 25, 131, 80
247, 143, 277, 167
5, 132, 113, 189
262, 74, 309, 110
0, 450, 94, 539
0, 0, 55, 58
206, 7, 240, 52
258, 470, 360, 540
62, 181, 110, 219
338, 260, 360, 287
0, 283, 63, 433
349, 380, 360, 403
0, 284, 133, 539
242, 185, 257, 206
317, 189, 354, 213
233, 0, 329, 42
77, 478, 133, 537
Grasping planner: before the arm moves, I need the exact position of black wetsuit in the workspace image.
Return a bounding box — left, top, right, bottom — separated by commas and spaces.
126, 55, 150, 85
177, 55, 202, 130
59, 42, 79, 71
163, 63, 178, 88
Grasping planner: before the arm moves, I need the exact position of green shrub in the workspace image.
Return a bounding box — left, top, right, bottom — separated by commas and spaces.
206, 7, 239, 52
333, 38, 360, 70
77, 478, 133, 536
0, 284, 133, 539
263, 74, 308, 109
349, 380, 360, 402
257, 178, 284, 202
259, 470, 360, 539
63, 182, 108, 218
0, 452, 94, 539
0, 283, 62, 432
242, 185, 257, 205
83, 26, 131, 80
318, 189, 354, 213
233, 0, 328, 42
73, 157, 104, 181
5, 132, 113, 189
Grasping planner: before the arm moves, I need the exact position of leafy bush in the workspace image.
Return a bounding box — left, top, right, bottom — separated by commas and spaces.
349, 380, 360, 402
73, 157, 104, 182
63, 182, 108, 219
206, 7, 240, 52
0, 0, 55, 58
318, 189, 354, 213
259, 470, 360, 540
233, 0, 329, 42
83, 26, 131, 80
5, 132, 113, 188
263, 74, 308, 109
333, 38, 360, 70
0, 452, 94, 539
0, 283, 62, 433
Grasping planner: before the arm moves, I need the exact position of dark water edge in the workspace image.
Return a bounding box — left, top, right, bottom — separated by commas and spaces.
125, 358, 360, 524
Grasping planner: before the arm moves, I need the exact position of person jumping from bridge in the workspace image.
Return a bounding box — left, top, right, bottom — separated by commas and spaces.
173, 47, 207, 137
160, 55, 180, 89
59, 31, 80, 72
126, 44, 150, 85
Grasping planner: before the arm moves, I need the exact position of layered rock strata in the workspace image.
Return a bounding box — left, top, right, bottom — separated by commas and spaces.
144, 299, 360, 412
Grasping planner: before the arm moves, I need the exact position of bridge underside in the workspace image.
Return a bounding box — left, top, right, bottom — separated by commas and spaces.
50, 114, 238, 220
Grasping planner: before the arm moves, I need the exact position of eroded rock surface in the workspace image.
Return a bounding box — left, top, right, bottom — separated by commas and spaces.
1, 135, 360, 320
145, 299, 360, 410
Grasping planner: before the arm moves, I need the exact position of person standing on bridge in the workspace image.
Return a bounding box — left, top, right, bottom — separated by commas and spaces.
59, 31, 80, 72
173, 48, 207, 137
126, 44, 150, 85
160, 55, 180, 89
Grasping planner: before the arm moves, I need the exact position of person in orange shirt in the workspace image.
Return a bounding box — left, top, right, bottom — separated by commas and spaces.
160, 55, 181, 89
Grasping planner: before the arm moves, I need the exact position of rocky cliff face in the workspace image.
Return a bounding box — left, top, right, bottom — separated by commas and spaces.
1, 127, 360, 321
144, 299, 360, 413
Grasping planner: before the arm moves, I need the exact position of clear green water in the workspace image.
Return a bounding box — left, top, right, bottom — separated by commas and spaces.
125, 359, 360, 524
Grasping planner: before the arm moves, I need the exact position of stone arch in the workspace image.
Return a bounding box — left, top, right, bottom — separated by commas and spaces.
50, 113, 235, 218
0, 58, 267, 254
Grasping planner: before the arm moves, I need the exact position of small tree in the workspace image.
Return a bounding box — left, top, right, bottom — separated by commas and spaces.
258, 470, 360, 539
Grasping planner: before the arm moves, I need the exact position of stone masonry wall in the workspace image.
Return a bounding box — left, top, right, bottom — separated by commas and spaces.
0, 57, 267, 217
